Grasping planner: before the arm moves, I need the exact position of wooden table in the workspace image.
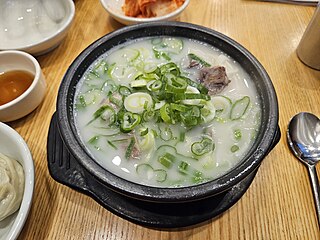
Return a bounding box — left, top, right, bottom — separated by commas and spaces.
10, 0, 320, 239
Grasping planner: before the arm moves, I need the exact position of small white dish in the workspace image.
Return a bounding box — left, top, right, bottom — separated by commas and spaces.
100, 0, 190, 25
0, 122, 34, 240
0, 0, 75, 56
0, 50, 47, 122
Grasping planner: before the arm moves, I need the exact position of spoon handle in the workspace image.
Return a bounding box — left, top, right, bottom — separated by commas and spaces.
307, 164, 320, 228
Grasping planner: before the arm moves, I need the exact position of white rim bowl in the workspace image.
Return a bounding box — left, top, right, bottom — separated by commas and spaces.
100, 0, 190, 25
0, 50, 47, 122
0, 122, 34, 240
0, 0, 75, 55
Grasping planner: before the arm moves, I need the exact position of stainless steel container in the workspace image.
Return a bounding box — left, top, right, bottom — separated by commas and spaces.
297, 3, 320, 70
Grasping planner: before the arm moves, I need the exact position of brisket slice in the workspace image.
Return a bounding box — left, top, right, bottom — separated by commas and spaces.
199, 66, 230, 95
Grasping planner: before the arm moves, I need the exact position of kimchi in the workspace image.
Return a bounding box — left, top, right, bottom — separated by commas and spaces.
122, 0, 185, 18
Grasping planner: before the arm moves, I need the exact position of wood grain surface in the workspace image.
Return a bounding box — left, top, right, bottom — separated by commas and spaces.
8, 0, 320, 239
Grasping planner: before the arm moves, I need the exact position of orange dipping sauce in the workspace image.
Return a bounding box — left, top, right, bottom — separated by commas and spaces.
0, 70, 34, 106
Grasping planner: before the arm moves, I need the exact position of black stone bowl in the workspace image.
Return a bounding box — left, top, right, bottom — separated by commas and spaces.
56, 22, 280, 203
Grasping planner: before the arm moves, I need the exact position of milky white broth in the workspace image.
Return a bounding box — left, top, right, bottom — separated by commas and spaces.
74, 36, 261, 187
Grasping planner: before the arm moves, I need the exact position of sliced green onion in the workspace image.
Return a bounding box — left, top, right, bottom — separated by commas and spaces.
85, 71, 99, 80
191, 137, 214, 156
154, 100, 166, 110
174, 93, 211, 101
136, 164, 167, 182
124, 92, 153, 114
122, 48, 140, 62
153, 38, 183, 54
101, 81, 118, 95
147, 80, 162, 92
143, 63, 157, 73
161, 52, 171, 61
188, 53, 211, 67
87, 105, 115, 125
170, 103, 188, 112
179, 132, 185, 142
125, 137, 136, 159
211, 95, 232, 120
142, 109, 155, 122
231, 145, 240, 153
180, 106, 202, 127
78, 89, 103, 106
120, 112, 141, 133
230, 96, 250, 120
110, 138, 129, 143
93, 60, 108, 76
181, 76, 208, 94
139, 131, 155, 151
118, 86, 131, 96
76, 95, 87, 109
178, 161, 190, 175
234, 129, 242, 140
159, 125, 173, 141
181, 86, 201, 105
109, 94, 123, 107
201, 100, 216, 123
158, 152, 176, 168
153, 48, 161, 59
159, 103, 172, 123
107, 140, 118, 150
151, 38, 162, 45
165, 76, 188, 93
136, 163, 154, 180
130, 79, 147, 88
154, 169, 167, 182
162, 38, 183, 54
152, 47, 171, 61
160, 62, 180, 76
193, 171, 204, 184
84, 75, 104, 88
140, 128, 149, 136
88, 136, 99, 144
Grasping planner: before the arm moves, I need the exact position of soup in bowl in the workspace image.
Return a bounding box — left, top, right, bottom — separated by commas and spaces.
56, 22, 280, 202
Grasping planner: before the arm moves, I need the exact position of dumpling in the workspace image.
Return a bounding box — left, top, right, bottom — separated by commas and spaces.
0, 152, 24, 221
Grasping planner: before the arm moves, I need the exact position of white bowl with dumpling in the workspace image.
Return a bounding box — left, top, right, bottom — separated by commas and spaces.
0, 0, 75, 56
0, 122, 34, 240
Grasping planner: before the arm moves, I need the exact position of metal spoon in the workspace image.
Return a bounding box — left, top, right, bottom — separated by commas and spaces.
287, 112, 320, 227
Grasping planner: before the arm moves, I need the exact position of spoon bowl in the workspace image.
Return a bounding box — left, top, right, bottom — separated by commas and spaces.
287, 112, 320, 227
288, 112, 320, 163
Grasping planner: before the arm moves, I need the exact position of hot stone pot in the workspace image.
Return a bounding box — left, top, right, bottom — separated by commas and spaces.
48, 21, 280, 227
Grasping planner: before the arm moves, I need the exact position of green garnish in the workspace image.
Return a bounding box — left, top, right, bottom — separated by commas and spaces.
88, 136, 99, 144
125, 137, 136, 159
107, 140, 118, 150
231, 145, 240, 153
140, 128, 149, 136
158, 152, 176, 168
191, 137, 214, 156
120, 112, 141, 133
188, 53, 211, 67
230, 96, 250, 120
234, 129, 242, 140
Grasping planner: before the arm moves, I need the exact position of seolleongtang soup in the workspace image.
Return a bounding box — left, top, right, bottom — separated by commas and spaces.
74, 37, 261, 187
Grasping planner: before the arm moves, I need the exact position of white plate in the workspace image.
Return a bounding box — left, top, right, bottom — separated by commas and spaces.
0, 123, 34, 240
100, 0, 190, 25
